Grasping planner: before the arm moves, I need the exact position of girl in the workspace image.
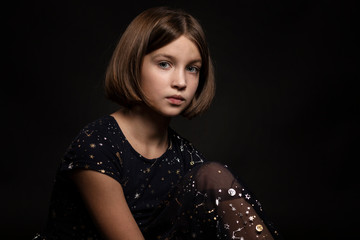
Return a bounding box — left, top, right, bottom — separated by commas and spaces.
35, 6, 281, 240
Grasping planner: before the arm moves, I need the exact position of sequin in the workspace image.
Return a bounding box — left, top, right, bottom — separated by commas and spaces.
256, 224, 264, 233
228, 188, 236, 196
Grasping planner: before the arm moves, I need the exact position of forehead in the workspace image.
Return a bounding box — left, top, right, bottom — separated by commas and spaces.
148, 35, 201, 62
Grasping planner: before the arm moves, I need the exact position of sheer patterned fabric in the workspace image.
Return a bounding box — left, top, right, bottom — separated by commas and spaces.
143, 162, 281, 240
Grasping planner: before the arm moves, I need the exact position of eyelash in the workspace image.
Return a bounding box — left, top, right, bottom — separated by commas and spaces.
158, 61, 200, 74
158, 61, 171, 69
186, 66, 200, 74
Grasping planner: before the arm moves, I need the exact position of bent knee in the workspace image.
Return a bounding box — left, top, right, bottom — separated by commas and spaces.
195, 162, 237, 192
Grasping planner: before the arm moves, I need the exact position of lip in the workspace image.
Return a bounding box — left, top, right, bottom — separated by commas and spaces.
166, 95, 185, 105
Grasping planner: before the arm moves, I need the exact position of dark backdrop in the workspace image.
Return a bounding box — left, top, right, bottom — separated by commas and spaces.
3, 0, 357, 239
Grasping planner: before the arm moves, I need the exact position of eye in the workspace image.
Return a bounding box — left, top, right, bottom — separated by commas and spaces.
186, 66, 200, 74
158, 61, 171, 69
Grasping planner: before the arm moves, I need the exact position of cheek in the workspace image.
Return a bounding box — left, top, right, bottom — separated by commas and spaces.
189, 80, 200, 96
141, 77, 166, 99
141, 69, 159, 93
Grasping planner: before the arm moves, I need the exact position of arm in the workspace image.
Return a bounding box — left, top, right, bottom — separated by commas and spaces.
71, 170, 145, 240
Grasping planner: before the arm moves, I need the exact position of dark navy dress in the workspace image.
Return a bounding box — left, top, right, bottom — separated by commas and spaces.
35, 115, 281, 240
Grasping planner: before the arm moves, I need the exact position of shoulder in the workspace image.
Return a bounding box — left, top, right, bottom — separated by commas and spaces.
61, 116, 123, 169
69, 115, 123, 147
79, 115, 120, 138
169, 128, 207, 167
66, 115, 123, 153
168, 128, 193, 151
59, 115, 124, 183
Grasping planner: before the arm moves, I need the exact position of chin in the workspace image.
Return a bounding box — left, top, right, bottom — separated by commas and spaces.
161, 111, 183, 118
157, 107, 185, 118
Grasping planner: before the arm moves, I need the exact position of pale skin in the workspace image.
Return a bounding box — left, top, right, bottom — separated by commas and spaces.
71, 35, 201, 240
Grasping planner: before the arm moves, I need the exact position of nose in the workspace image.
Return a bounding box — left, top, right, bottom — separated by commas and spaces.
171, 69, 187, 90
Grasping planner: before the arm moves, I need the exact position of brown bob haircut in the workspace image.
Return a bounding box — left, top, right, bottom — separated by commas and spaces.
105, 6, 215, 119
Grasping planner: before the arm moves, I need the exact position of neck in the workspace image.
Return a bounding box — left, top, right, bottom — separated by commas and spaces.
111, 104, 171, 159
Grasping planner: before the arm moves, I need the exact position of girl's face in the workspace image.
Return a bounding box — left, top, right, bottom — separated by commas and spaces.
140, 35, 201, 117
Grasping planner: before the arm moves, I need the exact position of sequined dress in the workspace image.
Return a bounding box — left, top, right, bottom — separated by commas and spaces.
35, 115, 281, 240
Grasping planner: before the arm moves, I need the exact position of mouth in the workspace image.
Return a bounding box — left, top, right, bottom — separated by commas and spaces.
166, 95, 185, 105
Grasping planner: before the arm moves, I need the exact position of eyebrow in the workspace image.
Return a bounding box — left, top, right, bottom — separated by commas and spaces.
152, 53, 202, 65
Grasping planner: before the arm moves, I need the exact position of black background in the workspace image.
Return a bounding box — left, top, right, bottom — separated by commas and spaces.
3, 0, 358, 239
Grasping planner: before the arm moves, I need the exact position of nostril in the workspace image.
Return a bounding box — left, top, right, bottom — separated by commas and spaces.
173, 84, 186, 90
172, 80, 187, 90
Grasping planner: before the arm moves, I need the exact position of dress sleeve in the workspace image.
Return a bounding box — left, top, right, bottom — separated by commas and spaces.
59, 125, 124, 184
